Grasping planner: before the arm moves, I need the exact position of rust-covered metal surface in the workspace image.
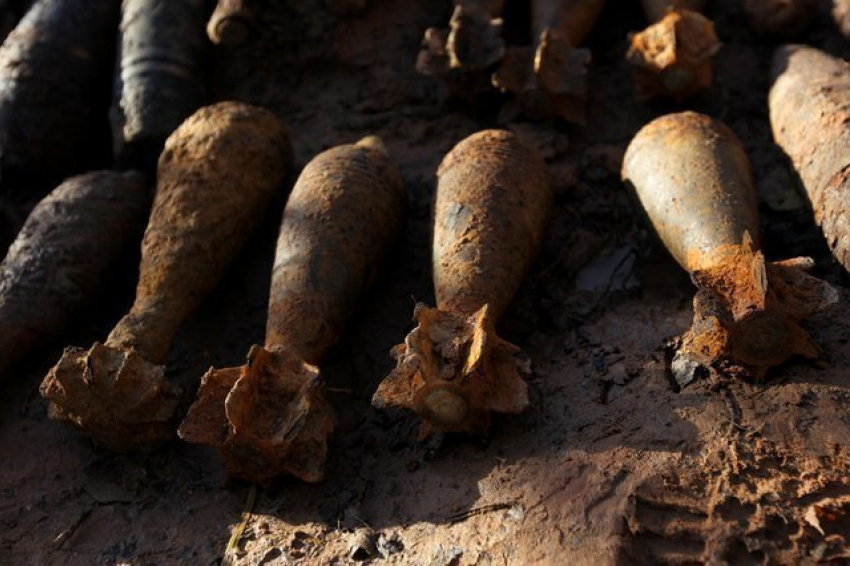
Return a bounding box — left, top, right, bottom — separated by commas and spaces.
626, 8, 721, 101
179, 137, 407, 484
770, 45, 850, 273
111, 0, 208, 171
0, 171, 148, 378
0, 0, 118, 187
3, 2, 850, 564
623, 111, 836, 383
622, 111, 760, 271
40, 102, 292, 452
373, 129, 552, 436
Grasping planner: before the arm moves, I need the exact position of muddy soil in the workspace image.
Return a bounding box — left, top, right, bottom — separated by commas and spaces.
2, 0, 850, 564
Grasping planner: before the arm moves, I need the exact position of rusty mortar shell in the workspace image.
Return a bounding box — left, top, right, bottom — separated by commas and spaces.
373, 129, 552, 436
623, 111, 837, 385
40, 102, 293, 452
178, 136, 407, 484
0, 171, 148, 378
770, 45, 850, 274
111, 0, 208, 172
0, 0, 119, 187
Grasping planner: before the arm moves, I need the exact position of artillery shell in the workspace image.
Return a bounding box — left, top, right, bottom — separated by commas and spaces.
770, 45, 850, 273
111, 0, 208, 171
41, 102, 292, 451
622, 112, 836, 385
179, 137, 407, 484
373, 130, 552, 436
626, 8, 721, 101
208, 0, 256, 46
492, 0, 605, 123
623, 113, 759, 272
0, 171, 148, 378
264, 137, 406, 364
744, 0, 817, 38
0, 0, 119, 187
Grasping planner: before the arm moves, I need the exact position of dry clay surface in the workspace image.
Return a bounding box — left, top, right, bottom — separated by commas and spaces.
1, 0, 850, 564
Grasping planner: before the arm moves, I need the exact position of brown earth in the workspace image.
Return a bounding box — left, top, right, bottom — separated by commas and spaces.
2, 0, 850, 564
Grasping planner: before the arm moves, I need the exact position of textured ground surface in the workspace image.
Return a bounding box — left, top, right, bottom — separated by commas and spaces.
1, 0, 850, 564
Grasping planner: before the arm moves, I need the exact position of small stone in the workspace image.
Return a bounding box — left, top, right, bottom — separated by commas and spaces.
377, 532, 404, 558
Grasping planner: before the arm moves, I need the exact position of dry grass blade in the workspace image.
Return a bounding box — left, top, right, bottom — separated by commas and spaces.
221, 484, 258, 566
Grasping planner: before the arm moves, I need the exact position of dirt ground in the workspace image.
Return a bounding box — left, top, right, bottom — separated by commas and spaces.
2, 0, 850, 564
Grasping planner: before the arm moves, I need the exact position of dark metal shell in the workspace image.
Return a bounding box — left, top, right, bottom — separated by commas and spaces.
266, 138, 407, 364
0, 171, 148, 375
622, 111, 760, 272
111, 0, 208, 171
0, 0, 119, 186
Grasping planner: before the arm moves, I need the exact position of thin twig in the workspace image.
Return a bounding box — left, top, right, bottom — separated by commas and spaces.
444, 502, 514, 525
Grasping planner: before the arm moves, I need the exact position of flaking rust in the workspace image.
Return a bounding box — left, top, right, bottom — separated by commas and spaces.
491, 0, 606, 123
626, 2, 720, 101
622, 112, 836, 387
416, 0, 505, 94
770, 45, 850, 273
40, 102, 292, 452
0, 172, 149, 378
111, 0, 208, 171
0, 0, 119, 186
372, 130, 552, 437
744, 0, 817, 38
179, 137, 407, 484
208, 0, 256, 46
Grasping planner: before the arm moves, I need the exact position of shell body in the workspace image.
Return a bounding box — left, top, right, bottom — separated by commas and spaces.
108, 102, 292, 361
770, 45, 850, 272
0, 0, 119, 185
622, 111, 759, 272
111, 0, 208, 170
179, 138, 406, 484
0, 171, 148, 375
434, 129, 552, 319
267, 139, 407, 363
